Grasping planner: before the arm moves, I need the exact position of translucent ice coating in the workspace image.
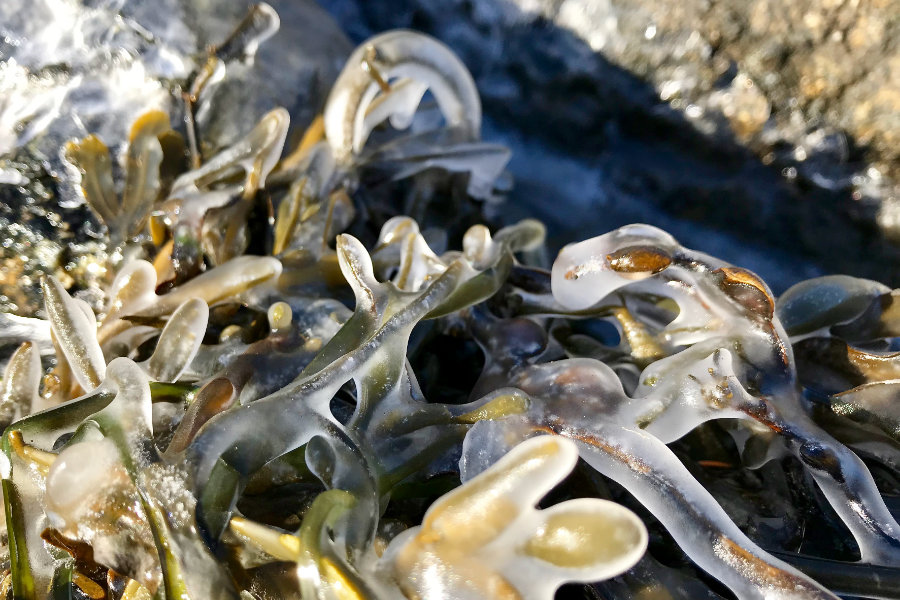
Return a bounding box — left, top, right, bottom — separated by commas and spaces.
186, 218, 543, 544
158, 108, 290, 277
145, 298, 209, 382
324, 30, 481, 161
550, 224, 900, 565
323, 30, 510, 198
383, 436, 647, 599
5, 14, 900, 600
129, 255, 283, 318
41, 275, 106, 391
0, 342, 41, 429
460, 308, 838, 599
45, 438, 122, 530
43, 435, 164, 591
781, 276, 900, 475
777, 275, 892, 338
65, 111, 174, 246
463, 417, 837, 600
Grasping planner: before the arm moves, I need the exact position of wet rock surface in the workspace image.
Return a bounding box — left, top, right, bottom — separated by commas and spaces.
318, 0, 900, 291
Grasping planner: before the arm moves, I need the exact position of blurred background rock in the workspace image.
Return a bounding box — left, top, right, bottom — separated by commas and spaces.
1, 0, 898, 317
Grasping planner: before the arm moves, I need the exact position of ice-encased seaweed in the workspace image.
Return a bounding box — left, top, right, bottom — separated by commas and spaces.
0, 7, 898, 600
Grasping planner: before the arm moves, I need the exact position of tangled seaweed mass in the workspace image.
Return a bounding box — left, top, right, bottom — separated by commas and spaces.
2, 4, 900, 600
